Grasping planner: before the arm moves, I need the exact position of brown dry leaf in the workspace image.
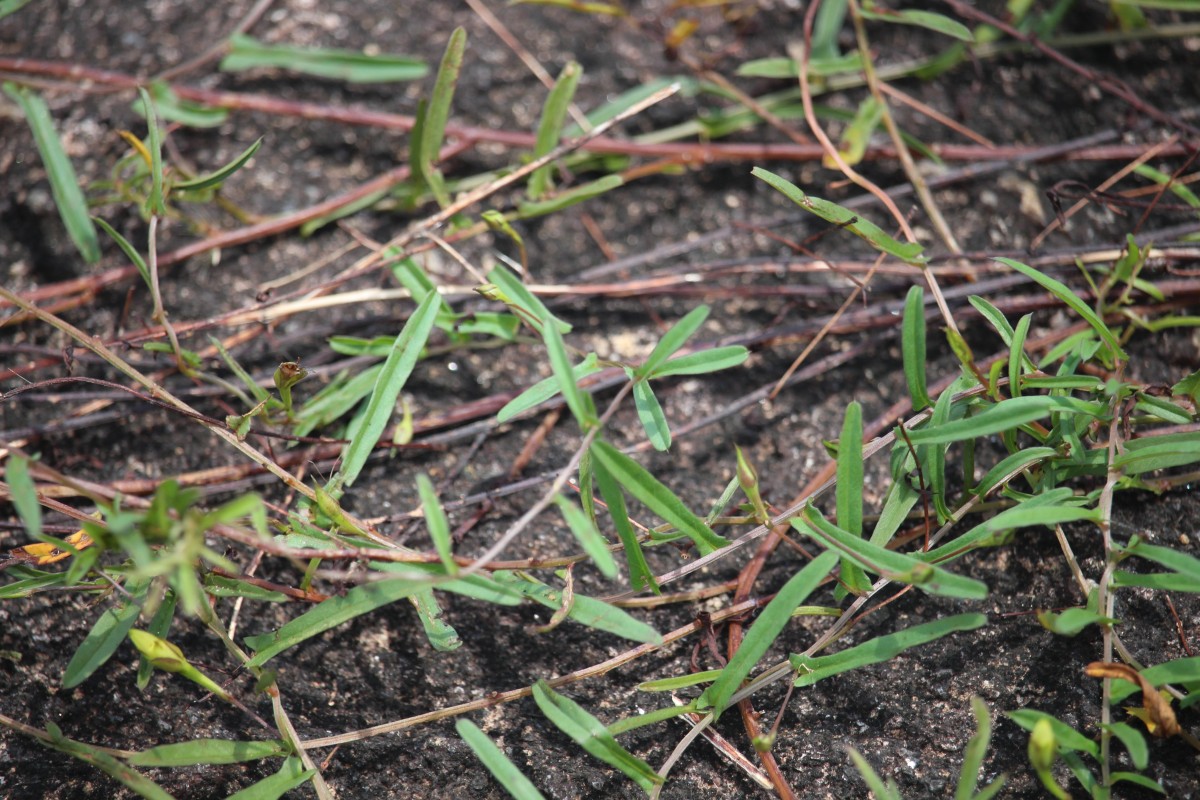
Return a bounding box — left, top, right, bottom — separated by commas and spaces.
4, 530, 94, 567
1086, 661, 1181, 738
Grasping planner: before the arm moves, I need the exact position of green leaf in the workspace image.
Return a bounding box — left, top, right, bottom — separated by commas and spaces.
543, 323, 592, 429
517, 174, 625, 219
245, 575, 430, 666
493, 572, 661, 644
651, 346, 749, 378
833, 95, 883, 166
632, 380, 671, 451
129, 739, 288, 767
1036, 608, 1117, 636
590, 441, 730, 555
902, 285, 931, 410
173, 137, 263, 192
372, 562, 524, 606
699, 550, 840, 719
858, 6, 974, 41
529, 61, 582, 200
410, 588, 461, 651
847, 748, 902, 800
1118, 537, 1200, 583
639, 305, 710, 378
836, 402, 870, 595
903, 396, 1104, 445
62, 576, 149, 688
869, 479, 919, 547
498, 353, 602, 423
1109, 771, 1166, 794
225, 756, 314, 800
1006, 710, 1099, 758
93, 217, 150, 287
137, 88, 165, 215
1102, 722, 1149, 771
956, 697, 1000, 800
1114, 433, 1200, 474
135, 82, 228, 128
5, 452, 42, 540
417, 473, 456, 574
3, 82, 100, 263
562, 76, 692, 137
137, 590, 178, 689
420, 26, 467, 206
38, 725, 177, 800
326, 292, 440, 492
794, 507, 988, 599
593, 460, 659, 594
812, 0, 849, 58
1138, 655, 1200, 687
0, 0, 35, 19
995, 257, 1127, 364
554, 495, 617, 579
753, 167, 926, 264
792, 613, 987, 686
637, 669, 723, 692
220, 33, 427, 82
973, 447, 1057, 497
456, 720, 548, 800
532, 681, 663, 794
923, 489, 1096, 562
485, 262, 572, 334
1172, 367, 1200, 404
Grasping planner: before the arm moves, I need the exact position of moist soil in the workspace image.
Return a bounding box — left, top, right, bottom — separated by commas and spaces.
2, 2, 1199, 799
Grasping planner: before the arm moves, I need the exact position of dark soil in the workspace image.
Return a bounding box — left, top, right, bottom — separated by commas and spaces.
2, 2, 1199, 799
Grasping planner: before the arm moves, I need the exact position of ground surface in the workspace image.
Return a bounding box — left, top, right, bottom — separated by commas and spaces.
2, 1, 1199, 799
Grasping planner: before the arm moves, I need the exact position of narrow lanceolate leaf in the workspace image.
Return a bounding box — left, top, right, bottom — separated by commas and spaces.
498, 353, 602, 422
173, 137, 263, 192
590, 441, 730, 555
699, 550, 840, 720
517, 174, 624, 219
532, 681, 664, 794
857, 7, 974, 41
956, 697, 1004, 800
62, 576, 150, 688
39, 724, 176, 800
420, 26, 466, 206
753, 167, 926, 264
651, 345, 749, 378
225, 756, 314, 800
326, 292, 440, 492
456, 720, 548, 800
411, 588, 461, 651
632, 379, 671, 451
594, 460, 659, 594
791, 613, 988, 686
543, 323, 592, 429
485, 263, 572, 334
638, 305, 710, 378
794, 507, 988, 599
554, 494, 617, 579
902, 286, 931, 410
996, 257, 1127, 364
137, 82, 228, 128
493, 572, 661, 644
835, 402, 870, 596
137, 88, 165, 215
93, 217, 150, 287
902, 396, 1104, 445
529, 61, 582, 200
244, 575, 430, 667
417, 473, 456, 573
3, 82, 100, 263
5, 452, 42, 540
220, 33, 427, 82
129, 739, 288, 767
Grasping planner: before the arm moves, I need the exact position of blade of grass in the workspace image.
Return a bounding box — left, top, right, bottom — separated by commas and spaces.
3, 82, 100, 263
529, 61, 582, 200
632, 379, 671, 451
543, 323, 592, 429
532, 680, 663, 794
225, 755, 314, 800
456, 720, 548, 800
650, 346, 749, 378
638, 305, 710, 378
498, 354, 602, 422
244, 575, 430, 667
835, 402, 870, 596
220, 33, 427, 82
492, 572, 661, 644
516, 173, 625, 218
326, 292, 440, 493
173, 137, 263, 192
554, 494, 617, 579
420, 26, 467, 206
594, 460, 659, 593
902, 285, 931, 410
791, 613, 988, 685
417, 473, 456, 574
137, 87, 165, 215
62, 576, 150, 688
41, 724, 176, 800
590, 441, 730, 555
903, 396, 1105, 445
699, 550, 840, 719
129, 739, 288, 767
